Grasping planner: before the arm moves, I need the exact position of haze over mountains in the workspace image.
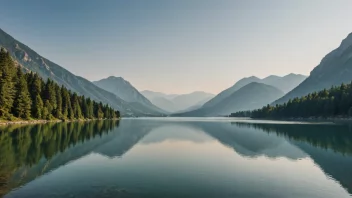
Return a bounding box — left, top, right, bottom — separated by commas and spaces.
175, 74, 305, 116
174, 82, 284, 116
141, 90, 178, 100
141, 90, 214, 113
0, 27, 213, 116
2, 26, 352, 118
203, 74, 306, 109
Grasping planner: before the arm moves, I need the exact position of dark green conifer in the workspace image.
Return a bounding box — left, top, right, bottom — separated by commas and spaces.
71, 93, 82, 119
13, 67, 32, 119
32, 95, 44, 119
0, 49, 16, 117
55, 85, 63, 119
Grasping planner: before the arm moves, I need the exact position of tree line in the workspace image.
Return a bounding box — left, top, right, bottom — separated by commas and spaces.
0, 48, 120, 120
230, 81, 352, 119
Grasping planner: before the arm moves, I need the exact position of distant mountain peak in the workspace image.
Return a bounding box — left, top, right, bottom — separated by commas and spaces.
244, 76, 260, 80
265, 75, 280, 78
340, 32, 352, 49
283, 73, 307, 78
101, 76, 133, 86
106, 76, 125, 81
0, 28, 156, 116
93, 76, 167, 114
174, 81, 284, 117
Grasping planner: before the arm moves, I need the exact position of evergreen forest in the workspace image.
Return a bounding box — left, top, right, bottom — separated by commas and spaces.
231, 82, 352, 119
0, 48, 120, 121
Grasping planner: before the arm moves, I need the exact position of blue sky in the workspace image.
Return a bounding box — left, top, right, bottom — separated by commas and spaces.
1, 0, 352, 94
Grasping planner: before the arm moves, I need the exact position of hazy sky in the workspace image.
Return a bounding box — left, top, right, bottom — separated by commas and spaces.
1, 0, 352, 94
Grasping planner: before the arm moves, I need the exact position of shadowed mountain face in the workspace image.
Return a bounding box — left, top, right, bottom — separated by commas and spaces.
93, 76, 167, 115
141, 91, 214, 113
0, 28, 158, 116
274, 32, 352, 104
174, 82, 284, 116
2, 119, 352, 197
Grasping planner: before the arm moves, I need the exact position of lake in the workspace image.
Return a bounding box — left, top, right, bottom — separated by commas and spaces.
1, 118, 352, 198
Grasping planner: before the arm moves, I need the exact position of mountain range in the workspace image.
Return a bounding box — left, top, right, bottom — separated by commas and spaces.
0, 28, 158, 116
141, 90, 214, 113
174, 82, 284, 116
274, 32, 352, 104
176, 74, 305, 116
4, 26, 351, 118
202, 74, 306, 109
0, 28, 217, 116
93, 76, 167, 114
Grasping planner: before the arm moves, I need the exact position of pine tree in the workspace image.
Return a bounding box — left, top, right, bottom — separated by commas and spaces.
86, 98, 94, 119
43, 100, 52, 120
104, 104, 110, 119
54, 85, 63, 119
32, 95, 44, 119
43, 79, 56, 115
94, 102, 104, 119
71, 93, 82, 119
29, 73, 43, 118
81, 96, 89, 118
0, 49, 16, 117
61, 86, 69, 119
13, 67, 32, 119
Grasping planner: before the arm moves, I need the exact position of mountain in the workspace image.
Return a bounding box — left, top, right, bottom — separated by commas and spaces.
142, 90, 214, 113
148, 97, 177, 112
172, 91, 214, 111
0, 28, 153, 116
93, 76, 167, 114
262, 73, 307, 93
174, 82, 284, 116
202, 76, 261, 108
174, 97, 213, 114
141, 90, 178, 100
202, 74, 306, 109
274, 32, 352, 104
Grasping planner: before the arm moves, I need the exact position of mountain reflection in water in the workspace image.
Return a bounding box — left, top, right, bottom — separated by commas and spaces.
1, 118, 351, 198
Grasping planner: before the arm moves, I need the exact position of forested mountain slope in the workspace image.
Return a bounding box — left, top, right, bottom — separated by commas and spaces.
0, 28, 156, 116
274, 32, 352, 105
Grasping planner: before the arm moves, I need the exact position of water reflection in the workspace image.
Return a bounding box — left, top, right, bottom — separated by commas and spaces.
231, 122, 352, 194
1, 119, 352, 198
0, 120, 120, 197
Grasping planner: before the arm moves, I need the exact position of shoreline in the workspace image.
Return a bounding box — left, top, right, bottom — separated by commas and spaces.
0, 118, 121, 126
231, 117, 352, 124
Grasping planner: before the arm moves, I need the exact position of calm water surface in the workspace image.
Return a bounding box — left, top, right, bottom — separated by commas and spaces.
1, 118, 352, 198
